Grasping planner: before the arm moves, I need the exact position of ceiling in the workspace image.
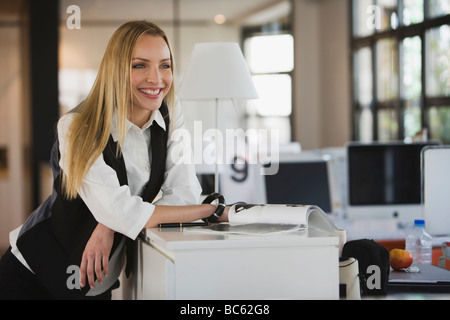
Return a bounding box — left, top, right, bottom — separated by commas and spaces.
59, 0, 290, 26
0, 0, 290, 26
0, 0, 24, 21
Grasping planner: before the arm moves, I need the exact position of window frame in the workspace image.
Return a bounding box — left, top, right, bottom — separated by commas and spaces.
241, 22, 294, 142
350, 0, 450, 142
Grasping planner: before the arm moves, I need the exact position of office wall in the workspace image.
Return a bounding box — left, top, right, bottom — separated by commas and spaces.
0, 24, 31, 248
292, 0, 350, 150
318, 0, 350, 148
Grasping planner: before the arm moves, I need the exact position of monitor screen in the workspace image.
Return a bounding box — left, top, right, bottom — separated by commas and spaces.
197, 173, 215, 195
264, 161, 332, 213
348, 142, 436, 207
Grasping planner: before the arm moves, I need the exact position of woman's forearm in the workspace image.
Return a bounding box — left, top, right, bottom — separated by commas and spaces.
144, 204, 228, 228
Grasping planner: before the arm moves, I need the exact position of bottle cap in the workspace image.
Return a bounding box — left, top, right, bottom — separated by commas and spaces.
414, 219, 425, 226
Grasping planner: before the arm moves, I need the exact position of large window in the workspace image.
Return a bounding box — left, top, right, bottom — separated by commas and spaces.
351, 0, 450, 143
243, 24, 294, 144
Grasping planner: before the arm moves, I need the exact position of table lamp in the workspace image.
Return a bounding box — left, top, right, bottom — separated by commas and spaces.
178, 42, 258, 193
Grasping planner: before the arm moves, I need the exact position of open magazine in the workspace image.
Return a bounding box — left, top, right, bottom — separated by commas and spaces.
184, 203, 342, 236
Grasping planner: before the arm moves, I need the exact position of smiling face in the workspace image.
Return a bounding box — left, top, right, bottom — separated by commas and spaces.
130, 35, 173, 127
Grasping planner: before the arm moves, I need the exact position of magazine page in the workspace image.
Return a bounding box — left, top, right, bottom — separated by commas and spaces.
183, 204, 312, 236
227, 203, 310, 227
183, 223, 305, 236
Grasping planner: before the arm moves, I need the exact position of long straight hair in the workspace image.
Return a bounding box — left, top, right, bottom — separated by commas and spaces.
62, 21, 175, 199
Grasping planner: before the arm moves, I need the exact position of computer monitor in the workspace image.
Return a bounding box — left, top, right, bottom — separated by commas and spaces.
261, 152, 336, 214
197, 173, 215, 195
346, 141, 439, 222
422, 146, 450, 236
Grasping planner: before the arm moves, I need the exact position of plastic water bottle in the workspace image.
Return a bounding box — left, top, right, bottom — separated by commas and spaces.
405, 219, 433, 265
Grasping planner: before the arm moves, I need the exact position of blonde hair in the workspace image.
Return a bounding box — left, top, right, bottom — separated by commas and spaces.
62, 21, 175, 199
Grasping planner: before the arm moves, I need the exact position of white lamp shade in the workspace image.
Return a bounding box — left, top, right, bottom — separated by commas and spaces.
178, 42, 259, 100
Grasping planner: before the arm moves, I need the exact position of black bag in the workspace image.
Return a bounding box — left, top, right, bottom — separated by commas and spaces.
342, 239, 390, 296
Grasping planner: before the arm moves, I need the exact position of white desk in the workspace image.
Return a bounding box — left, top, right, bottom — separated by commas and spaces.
128, 226, 340, 300
333, 217, 450, 246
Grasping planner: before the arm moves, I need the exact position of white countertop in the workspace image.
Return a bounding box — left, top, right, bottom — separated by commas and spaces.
142, 224, 340, 251
332, 216, 450, 246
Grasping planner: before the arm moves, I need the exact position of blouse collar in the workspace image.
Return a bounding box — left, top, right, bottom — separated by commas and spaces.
111, 108, 167, 142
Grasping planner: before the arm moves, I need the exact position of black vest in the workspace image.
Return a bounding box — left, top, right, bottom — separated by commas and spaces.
16, 104, 170, 299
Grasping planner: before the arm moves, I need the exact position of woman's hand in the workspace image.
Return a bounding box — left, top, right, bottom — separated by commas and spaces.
80, 223, 114, 289
218, 205, 230, 222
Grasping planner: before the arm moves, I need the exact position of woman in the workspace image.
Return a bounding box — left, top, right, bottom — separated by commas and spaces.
0, 20, 227, 300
